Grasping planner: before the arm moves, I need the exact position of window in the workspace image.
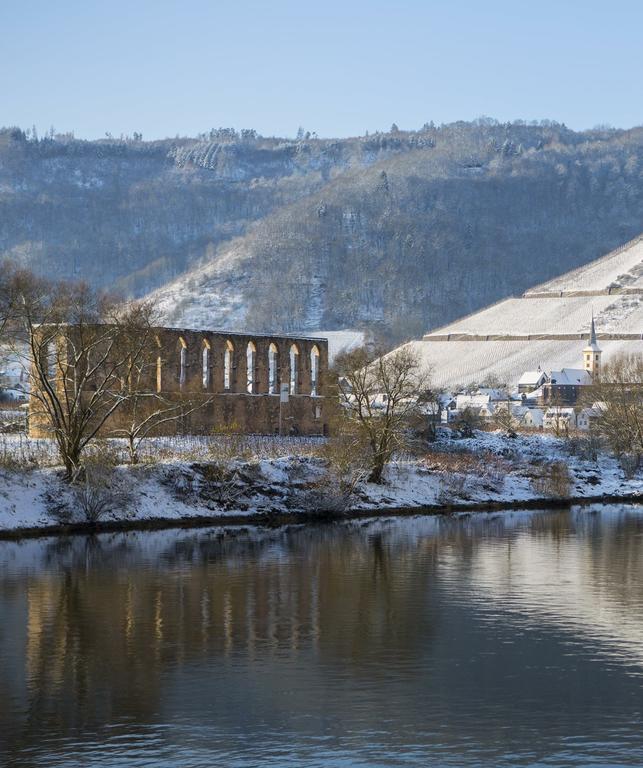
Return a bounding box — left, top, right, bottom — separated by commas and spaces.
155, 336, 162, 393
224, 340, 234, 390
202, 340, 211, 390
46, 341, 57, 381
289, 344, 299, 395
246, 341, 256, 394
310, 345, 320, 396
178, 337, 187, 390
268, 343, 279, 394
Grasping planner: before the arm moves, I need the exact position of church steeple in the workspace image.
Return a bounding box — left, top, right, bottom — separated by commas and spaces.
590, 312, 597, 347
583, 311, 602, 379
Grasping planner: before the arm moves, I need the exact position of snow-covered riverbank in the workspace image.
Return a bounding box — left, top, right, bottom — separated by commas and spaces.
0, 430, 640, 536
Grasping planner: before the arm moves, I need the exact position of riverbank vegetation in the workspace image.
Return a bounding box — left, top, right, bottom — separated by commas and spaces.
0, 421, 640, 534
580, 353, 643, 471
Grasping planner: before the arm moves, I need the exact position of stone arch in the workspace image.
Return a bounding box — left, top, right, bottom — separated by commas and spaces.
246, 341, 257, 394
289, 343, 299, 395
224, 339, 234, 391
268, 342, 279, 395
310, 344, 320, 396
202, 338, 211, 390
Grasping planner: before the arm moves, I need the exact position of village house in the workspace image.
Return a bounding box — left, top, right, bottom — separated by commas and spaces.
510, 405, 544, 429
440, 395, 458, 423
543, 406, 577, 432
540, 368, 592, 406
517, 369, 549, 394
454, 389, 505, 411
576, 403, 606, 432
521, 407, 545, 429
437, 317, 607, 432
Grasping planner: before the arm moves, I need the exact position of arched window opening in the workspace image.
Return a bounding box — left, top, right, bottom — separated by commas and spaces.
268, 343, 279, 394
246, 341, 256, 394
178, 337, 187, 390
289, 344, 299, 395
46, 341, 57, 382
155, 337, 162, 393
202, 339, 211, 390
310, 345, 320, 396
224, 340, 234, 390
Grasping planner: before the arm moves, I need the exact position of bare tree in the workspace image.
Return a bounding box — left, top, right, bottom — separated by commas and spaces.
0, 260, 17, 342
545, 390, 572, 438
453, 406, 482, 438
11, 276, 154, 478
312, 411, 372, 513
0, 261, 18, 400
586, 353, 643, 467
493, 402, 518, 437
103, 315, 214, 464
113, 387, 213, 465
334, 346, 430, 484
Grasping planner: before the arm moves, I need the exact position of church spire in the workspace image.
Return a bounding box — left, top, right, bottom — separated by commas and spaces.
590, 310, 597, 347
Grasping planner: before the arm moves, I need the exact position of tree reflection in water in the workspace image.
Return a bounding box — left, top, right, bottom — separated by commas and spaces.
1, 506, 643, 767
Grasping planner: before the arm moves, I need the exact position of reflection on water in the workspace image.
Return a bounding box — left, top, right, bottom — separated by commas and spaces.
1, 505, 643, 766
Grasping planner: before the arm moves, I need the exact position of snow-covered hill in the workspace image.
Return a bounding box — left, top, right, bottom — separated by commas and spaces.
394, 236, 643, 389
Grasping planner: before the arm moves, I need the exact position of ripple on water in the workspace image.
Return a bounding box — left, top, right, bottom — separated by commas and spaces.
1, 504, 643, 767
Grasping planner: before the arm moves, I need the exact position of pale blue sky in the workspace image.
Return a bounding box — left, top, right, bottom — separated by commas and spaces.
2, 0, 642, 139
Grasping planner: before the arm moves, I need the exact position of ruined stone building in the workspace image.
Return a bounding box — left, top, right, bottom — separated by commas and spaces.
29, 326, 329, 438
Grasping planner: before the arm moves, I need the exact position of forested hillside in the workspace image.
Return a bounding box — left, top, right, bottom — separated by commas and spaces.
2, 121, 643, 342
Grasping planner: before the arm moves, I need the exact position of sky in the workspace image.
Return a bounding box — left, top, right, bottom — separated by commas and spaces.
2, 0, 643, 140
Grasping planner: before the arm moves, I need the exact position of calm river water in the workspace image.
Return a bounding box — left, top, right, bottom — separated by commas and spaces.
1, 505, 643, 767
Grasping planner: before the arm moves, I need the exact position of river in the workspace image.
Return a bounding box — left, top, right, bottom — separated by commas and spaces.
1, 504, 643, 766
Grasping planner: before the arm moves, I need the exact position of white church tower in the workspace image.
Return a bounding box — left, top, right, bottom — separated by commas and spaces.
583, 313, 602, 380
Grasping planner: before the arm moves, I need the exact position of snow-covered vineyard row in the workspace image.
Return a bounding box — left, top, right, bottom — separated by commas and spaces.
525, 236, 643, 296
425, 294, 642, 338
403, 338, 643, 390
403, 236, 643, 389
524, 235, 643, 295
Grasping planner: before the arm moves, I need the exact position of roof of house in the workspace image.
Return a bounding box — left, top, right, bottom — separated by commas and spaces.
523, 386, 544, 401
548, 368, 592, 386
455, 393, 491, 407
578, 402, 606, 418
518, 370, 547, 386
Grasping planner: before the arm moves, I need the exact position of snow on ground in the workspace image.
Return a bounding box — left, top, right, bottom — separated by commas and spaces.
597, 294, 643, 333
426, 295, 618, 338
524, 236, 643, 294
150, 239, 251, 330
0, 431, 639, 534
425, 293, 643, 339
400, 338, 643, 389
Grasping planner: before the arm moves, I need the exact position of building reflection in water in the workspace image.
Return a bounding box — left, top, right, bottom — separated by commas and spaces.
1, 506, 643, 765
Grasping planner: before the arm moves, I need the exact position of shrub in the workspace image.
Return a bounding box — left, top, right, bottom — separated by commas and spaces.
437, 472, 472, 504
197, 462, 247, 507
530, 461, 571, 498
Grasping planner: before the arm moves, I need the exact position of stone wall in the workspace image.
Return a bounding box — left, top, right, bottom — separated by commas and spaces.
28, 327, 329, 438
